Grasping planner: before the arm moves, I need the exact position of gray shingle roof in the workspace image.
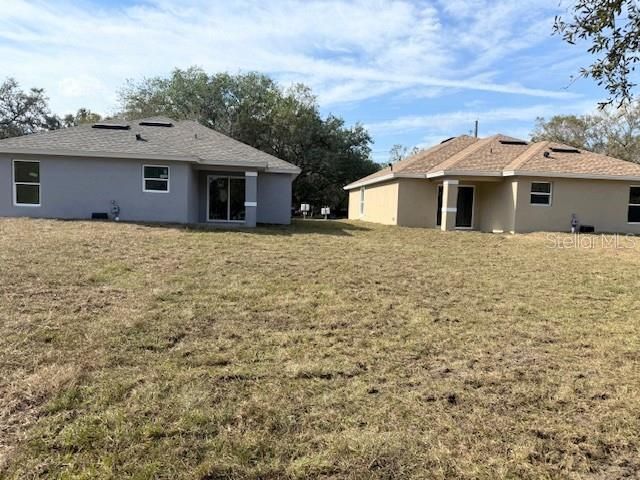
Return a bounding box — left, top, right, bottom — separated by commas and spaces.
0, 116, 300, 174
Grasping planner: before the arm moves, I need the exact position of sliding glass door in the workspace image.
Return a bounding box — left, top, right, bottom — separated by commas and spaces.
207, 176, 246, 222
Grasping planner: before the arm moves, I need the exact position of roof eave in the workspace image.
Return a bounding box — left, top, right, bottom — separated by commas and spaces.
503, 170, 640, 181
0, 147, 197, 163
426, 170, 503, 178
344, 172, 426, 190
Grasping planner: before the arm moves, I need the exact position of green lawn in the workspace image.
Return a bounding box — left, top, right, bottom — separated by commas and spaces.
1, 218, 639, 479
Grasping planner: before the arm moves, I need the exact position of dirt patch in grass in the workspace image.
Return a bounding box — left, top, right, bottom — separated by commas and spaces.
1, 218, 639, 478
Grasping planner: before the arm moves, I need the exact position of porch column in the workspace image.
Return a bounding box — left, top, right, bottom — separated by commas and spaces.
245, 171, 258, 227
440, 179, 458, 231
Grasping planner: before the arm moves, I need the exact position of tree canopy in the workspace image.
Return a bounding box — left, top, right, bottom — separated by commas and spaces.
554, 0, 640, 107
0, 78, 57, 139
531, 103, 640, 162
119, 68, 379, 211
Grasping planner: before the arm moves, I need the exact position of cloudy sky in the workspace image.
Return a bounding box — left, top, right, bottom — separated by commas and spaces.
1, 0, 603, 163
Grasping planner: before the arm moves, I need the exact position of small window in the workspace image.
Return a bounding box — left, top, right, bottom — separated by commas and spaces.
359, 187, 365, 215
530, 182, 551, 206
628, 186, 640, 223
13, 160, 40, 206
143, 165, 169, 192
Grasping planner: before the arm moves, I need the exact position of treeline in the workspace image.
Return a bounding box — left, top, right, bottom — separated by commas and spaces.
0, 69, 380, 212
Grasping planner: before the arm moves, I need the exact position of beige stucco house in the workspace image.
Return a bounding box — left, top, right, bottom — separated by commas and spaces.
344, 134, 640, 233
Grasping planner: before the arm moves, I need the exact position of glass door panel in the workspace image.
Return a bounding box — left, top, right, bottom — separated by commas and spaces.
229, 178, 246, 221
209, 177, 229, 221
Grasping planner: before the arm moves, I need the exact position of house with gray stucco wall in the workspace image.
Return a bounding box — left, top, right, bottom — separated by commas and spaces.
0, 117, 300, 226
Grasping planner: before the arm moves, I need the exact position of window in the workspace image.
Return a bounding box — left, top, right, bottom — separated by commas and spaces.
530, 182, 552, 206
13, 160, 40, 206
628, 186, 640, 223
143, 165, 169, 192
359, 187, 365, 215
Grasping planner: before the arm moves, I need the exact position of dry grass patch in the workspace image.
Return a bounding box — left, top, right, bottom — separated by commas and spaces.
1, 218, 639, 479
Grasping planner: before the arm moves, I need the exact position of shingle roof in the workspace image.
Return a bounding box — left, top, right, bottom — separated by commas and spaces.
344, 134, 640, 189
0, 116, 300, 174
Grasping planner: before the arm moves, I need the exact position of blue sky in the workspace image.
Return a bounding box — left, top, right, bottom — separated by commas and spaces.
1, 0, 604, 163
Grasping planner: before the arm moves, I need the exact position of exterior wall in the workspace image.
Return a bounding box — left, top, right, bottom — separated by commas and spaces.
0, 155, 191, 223
348, 181, 399, 225
513, 176, 640, 234
396, 179, 438, 227
187, 167, 200, 224
257, 173, 294, 224
476, 180, 517, 233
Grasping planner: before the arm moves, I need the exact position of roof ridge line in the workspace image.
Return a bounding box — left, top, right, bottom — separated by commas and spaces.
394, 136, 468, 172
504, 141, 549, 172
428, 135, 492, 173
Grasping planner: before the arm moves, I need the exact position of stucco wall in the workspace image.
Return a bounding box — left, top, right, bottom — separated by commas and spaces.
348, 181, 399, 225
513, 176, 640, 234
257, 173, 293, 224
396, 179, 438, 227
0, 155, 191, 223
476, 180, 517, 233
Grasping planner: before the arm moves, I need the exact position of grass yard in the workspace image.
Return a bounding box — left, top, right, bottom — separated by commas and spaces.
1, 218, 639, 479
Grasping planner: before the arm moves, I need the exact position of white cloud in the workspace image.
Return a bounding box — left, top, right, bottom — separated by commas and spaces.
366, 101, 597, 136
0, 0, 579, 116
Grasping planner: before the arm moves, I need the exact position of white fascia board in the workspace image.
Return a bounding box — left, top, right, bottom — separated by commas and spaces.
0, 147, 197, 162
344, 172, 426, 190
504, 170, 640, 181
198, 159, 268, 168
427, 170, 502, 179
266, 168, 302, 174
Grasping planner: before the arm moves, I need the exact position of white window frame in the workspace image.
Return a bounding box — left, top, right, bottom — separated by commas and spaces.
13, 159, 41, 207
530, 181, 552, 207
628, 185, 640, 224
206, 175, 246, 223
142, 164, 170, 193
359, 187, 365, 216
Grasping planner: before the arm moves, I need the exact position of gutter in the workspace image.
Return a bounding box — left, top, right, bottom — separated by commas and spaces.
0, 147, 197, 163
0, 147, 301, 173
344, 172, 426, 190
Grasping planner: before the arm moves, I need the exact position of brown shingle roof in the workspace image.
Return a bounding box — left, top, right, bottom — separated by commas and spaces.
345, 134, 640, 189
514, 142, 640, 177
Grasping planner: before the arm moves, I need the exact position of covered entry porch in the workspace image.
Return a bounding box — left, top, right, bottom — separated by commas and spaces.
194, 168, 258, 227
433, 177, 515, 232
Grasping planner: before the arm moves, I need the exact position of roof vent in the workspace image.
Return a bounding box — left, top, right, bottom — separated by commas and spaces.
499, 140, 528, 145
440, 136, 455, 144
139, 121, 173, 127
543, 151, 551, 158
550, 146, 580, 153
92, 123, 130, 130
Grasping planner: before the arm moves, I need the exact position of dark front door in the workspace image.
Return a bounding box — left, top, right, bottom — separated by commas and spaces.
455, 186, 474, 228
436, 185, 474, 228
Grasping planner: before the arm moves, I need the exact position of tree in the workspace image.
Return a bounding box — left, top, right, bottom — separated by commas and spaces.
0, 78, 56, 139
63, 108, 102, 127
531, 102, 640, 162
554, 0, 640, 107
389, 144, 421, 164
119, 67, 379, 211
